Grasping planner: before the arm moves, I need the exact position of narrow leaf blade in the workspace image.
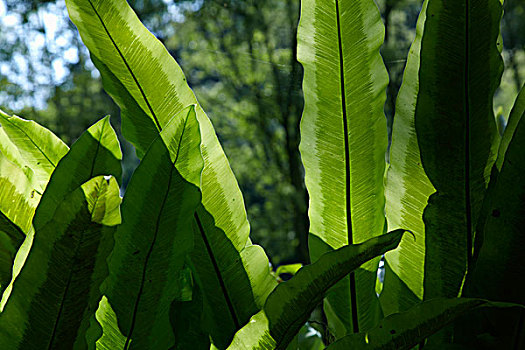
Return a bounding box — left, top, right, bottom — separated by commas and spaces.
298, 0, 389, 334
266, 230, 405, 348
226, 230, 405, 350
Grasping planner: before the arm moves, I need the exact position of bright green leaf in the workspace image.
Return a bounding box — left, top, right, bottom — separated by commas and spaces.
275, 263, 303, 277
297, 0, 389, 334
381, 0, 434, 315
0, 109, 68, 190
65, 1, 277, 347
89, 296, 128, 350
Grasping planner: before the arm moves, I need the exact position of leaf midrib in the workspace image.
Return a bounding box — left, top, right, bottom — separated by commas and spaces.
6, 118, 58, 168
47, 220, 88, 349
334, 0, 359, 334
84, 0, 242, 336
194, 213, 240, 329
86, 0, 162, 131
124, 116, 189, 349
47, 127, 107, 349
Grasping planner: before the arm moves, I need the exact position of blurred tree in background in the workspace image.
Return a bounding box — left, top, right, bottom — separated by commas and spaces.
0, 0, 523, 266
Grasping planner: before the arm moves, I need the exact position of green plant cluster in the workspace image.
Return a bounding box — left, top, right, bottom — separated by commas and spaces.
0, 0, 523, 349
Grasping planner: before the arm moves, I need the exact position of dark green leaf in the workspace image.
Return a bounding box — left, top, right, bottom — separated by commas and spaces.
326, 298, 524, 350
266, 230, 405, 349
383, 0, 504, 313
170, 268, 210, 350
0, 212, 24, 296
101, 106, 203, 349
465, 96, 525, 305
0, 175, 121, 349
227, 230, 405, 350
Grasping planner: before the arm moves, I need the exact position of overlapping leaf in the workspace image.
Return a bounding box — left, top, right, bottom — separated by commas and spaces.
87, 297, 127, 350
464, 86, 525, 305
65, 1, 277, 347
226, 230, 405, 350
169, 269, 210, 350
381, 0, 433, 314
0, 213, 24, 296
383, 0, 504, 313
0, 156, 38, 295
266, 230, 405, 348
0, 112, 69, 293
297, 0, 389, 335
100, 106, 202, 349
33, 116, 122, 230
326, 298, 524, 349
496, 85, 524, 170
0, 175, 121, 349
1, 116, 122, 309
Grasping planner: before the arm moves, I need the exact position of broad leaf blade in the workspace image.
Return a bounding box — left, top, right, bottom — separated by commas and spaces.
465, 103, 525, 305
190, 211, 277, 349
384, 0, 504, 311
227, 311, 276, 350
0, 116, 122, 309
326, 298, 524, 350
33, 115, 122, 230
65, 0, 194, 154
89, 55, 158, 159
101, 106, 203, 349
298, 0, 389, 334
415, 0, 503, 299
0, 176, 121, 349
0, 113, 69, 293
66, 1, 277, 347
